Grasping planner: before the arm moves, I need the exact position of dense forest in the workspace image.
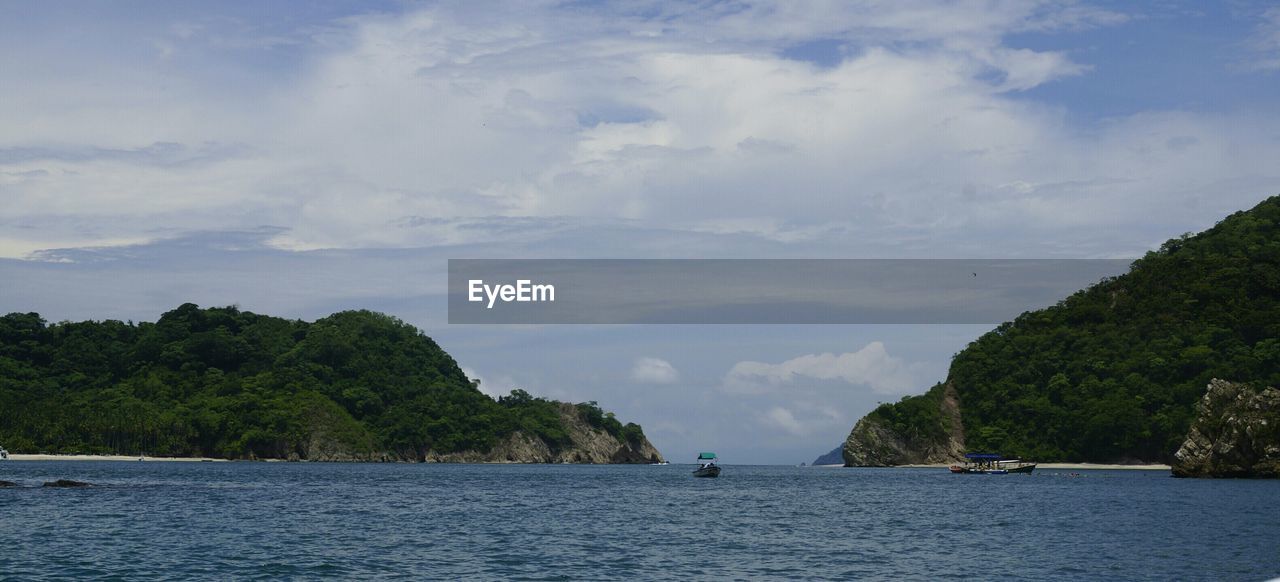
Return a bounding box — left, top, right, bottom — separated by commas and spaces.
864, 195, 1280, 463
0, 305, 646, 460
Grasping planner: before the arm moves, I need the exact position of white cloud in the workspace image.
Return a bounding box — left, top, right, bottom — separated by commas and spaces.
724, 341, 919, 395
631, 357, 680, 384
460, 367, 511, 399
762, 406, 807, 436
1244, 6, 1280, 72
6, 1, 1275, 261
757, 402, 849, 438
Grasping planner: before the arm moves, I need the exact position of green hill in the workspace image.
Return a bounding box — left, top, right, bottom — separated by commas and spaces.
845, 195, 1280, 464
0, 305, 657, 462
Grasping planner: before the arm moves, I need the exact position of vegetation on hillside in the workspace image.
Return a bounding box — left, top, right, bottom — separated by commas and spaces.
0, 305, 646, 459
868, 195, 1280, 462
867, 383, 950, 446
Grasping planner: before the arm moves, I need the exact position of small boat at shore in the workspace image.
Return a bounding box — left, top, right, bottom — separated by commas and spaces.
949, 453, 1036, 475
693, 452, 720, 478
0, 445, 8, 461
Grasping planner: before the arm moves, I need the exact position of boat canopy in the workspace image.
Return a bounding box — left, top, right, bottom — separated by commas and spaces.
697, 452, 717, 460
964, 453, 1002, 460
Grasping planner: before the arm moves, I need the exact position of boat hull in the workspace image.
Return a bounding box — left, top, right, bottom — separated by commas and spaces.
692, 465, 721, 478
949, 463, 1036, 475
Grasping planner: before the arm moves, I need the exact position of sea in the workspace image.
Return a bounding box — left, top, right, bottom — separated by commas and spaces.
0, 462, 1276, 580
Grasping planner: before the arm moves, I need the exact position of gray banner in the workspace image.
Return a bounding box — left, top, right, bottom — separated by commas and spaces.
447, 259, 1132, 324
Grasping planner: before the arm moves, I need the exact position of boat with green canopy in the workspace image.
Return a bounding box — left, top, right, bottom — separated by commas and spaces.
693, 452, 721, 478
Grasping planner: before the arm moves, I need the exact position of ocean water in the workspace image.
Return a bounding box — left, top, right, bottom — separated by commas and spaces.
0, 462, 1276, 580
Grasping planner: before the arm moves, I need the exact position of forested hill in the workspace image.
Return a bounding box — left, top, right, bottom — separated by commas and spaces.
0, 305, 659, 462
845, 195, 1280, 465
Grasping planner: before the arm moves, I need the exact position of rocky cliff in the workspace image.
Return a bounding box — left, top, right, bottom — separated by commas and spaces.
424, 403, 664, 464
843, 382, 966, 466
1171, 379, 1280, 478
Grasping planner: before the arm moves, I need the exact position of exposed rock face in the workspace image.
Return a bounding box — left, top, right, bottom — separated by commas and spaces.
298, 430, 383, 462
843, 382, 966, 466
1172, 379, 1280, 478
425, 403, 663, 464
279, 400, 659, 464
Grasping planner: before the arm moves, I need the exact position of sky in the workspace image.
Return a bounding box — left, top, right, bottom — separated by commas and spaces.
2, 0, 1280, 464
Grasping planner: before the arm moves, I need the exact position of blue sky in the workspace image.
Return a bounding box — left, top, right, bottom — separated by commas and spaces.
2, 1, 1279, 463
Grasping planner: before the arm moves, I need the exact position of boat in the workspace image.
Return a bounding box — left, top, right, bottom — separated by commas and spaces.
999, 459, 1037, 474
650, 460, 670, 466
692, 452, 720, 478
0, 445, 8, 461
949, 453, 1036, 475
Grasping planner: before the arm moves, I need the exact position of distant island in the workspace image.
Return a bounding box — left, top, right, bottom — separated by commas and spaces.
0, 305, 662, 463
811, 446, 843, 466
843, 195, 1280, 477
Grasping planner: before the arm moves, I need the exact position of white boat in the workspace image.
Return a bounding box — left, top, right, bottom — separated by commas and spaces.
0, 446, 8, 460
949, 453, 1036, 475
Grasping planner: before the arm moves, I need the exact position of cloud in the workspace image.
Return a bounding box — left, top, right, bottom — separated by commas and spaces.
631, 357, 680, 384
762, 406, 807, 436
7, 1, 1274, 262
757, 402, 848, 438
460, 367, 514, 399
1243, 6, 1280, 72
724, 341, 919, 394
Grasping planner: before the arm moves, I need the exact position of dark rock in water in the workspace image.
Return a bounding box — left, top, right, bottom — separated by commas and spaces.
0, 480, 18, 487
1172, 379, 1280, 478
43, 479, 92, 488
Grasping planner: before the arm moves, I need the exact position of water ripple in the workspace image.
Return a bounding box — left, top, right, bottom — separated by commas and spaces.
0, 462, 1277, 580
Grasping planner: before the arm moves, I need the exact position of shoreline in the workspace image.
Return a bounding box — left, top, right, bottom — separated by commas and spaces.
7, 454, 228, 462
5, 456, 1172, 470
897, 462, 1171, 470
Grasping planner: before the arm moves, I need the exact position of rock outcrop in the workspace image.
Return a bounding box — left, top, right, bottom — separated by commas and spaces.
42, 479, 91, 487
1171, 379, 1280, 478
425, 403, 663, 464
843, 382, 966, 466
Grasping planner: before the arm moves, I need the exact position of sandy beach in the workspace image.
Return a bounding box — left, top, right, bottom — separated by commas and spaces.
811, 463, 1171, 470
7, 454, 227, 462
898, 462, 1171, 470
1028, 463, 1170, 470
